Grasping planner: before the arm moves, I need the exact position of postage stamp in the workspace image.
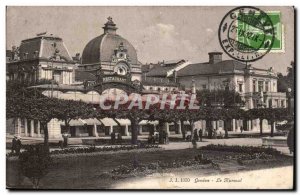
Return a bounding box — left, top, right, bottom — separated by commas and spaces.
218, 6, 276, 62
237, 11, 284, 53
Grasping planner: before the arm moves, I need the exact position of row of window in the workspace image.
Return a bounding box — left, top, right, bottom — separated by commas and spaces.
201, 83, 244, 92
252, 99, 286, 108
252, 80, 273, 92
147, 86, 177, 92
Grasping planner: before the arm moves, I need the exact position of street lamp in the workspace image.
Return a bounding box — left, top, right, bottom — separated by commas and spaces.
287, 88, 292, 114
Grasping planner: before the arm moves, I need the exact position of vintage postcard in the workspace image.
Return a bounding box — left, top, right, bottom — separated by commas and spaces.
6, 6, 295, 190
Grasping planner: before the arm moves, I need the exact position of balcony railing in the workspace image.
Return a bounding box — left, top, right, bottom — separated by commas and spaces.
242, 92, 287, 98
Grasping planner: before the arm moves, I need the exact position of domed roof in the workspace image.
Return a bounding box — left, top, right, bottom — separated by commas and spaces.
81, 17, 138, 65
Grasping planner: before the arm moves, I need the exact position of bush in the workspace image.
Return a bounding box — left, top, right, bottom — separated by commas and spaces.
287, 129, 294, 153
200, 144, 281, 155
19, 145, 52, 189
50, 144, 159, 155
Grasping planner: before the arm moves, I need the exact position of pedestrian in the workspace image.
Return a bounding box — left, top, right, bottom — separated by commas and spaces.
213, 129, 217, 139
182, 130, 186, 141
186, 131, 192, 141
158, 129, 164, 144
193, 129, 199, 141
199, 129, 203, 142
148, 134, 153, 144
117, 133, 122, 144
15, 136, 22, 155
154, 132, 158, 143
162, 131, 167, 144
62, 132, 69, 147
11, 135, 17, 154
165, 132, 169, 144
111, 132, 116, 145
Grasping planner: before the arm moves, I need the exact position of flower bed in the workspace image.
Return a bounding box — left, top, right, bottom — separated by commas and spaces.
234, 152, 275, 165
109, 154, 219, 179
7, 144, 160, 157
200, 144, 281, 155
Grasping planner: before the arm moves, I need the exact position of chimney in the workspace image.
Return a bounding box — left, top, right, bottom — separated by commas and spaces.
208, 52, 223, 64
103, 16, 117, 35
173, 70, 177, 83
191, 79, 196, 94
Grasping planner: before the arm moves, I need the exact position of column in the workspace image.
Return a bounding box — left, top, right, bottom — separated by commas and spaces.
93, 123, 99, 137
273, 122, 276, 132
124, 125, 129, 136
24, 118, 28, 137
232, 119, 236, 132
16, 118, 21, 136
165, 122, 170, 135
212, 121, 217, 130
247, 120, 251, 131
177, 121, 182, 135
109, 126, 113, 135
238, 120, 242, 131
153, 125, 157, 132
30, 120, 34, 137
37, 121, 41, 137
138, 125, 143, 135
255, 119, 260, 132
202, 120, 206, 131
216, 120, 219, 130
255, 80, 259, 92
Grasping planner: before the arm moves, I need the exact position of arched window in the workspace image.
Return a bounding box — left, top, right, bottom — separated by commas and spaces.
157, 87, 161, 91
149, 87, 153, 91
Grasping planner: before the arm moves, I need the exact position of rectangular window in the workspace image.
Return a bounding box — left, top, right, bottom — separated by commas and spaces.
202, 84, 207, 89
281, 100, 285, 108
265, 81, 269, 92
239, 83, 243, 92
258, 81, 263, 92
252, 80, 256, 92
275, 99, 279, 108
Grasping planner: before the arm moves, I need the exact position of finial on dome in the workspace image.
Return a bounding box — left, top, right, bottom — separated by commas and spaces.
107, 16, 113, 23
103, 16, 117, 34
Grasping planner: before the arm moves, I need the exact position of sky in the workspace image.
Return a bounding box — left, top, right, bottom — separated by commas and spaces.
6, 6, 294, 74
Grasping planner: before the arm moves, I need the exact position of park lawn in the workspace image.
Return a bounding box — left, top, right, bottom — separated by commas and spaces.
7, 148, 293, 189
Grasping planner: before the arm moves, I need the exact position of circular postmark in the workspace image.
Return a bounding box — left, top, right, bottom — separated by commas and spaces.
218, 6, 275, 62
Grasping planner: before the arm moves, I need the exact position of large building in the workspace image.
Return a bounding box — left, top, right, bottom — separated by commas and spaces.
6, 17, 287, 140
144, 52, 287, 132
6, 32, 76, 85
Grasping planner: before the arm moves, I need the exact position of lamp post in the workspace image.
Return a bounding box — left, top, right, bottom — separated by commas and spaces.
287, 87, 292, 114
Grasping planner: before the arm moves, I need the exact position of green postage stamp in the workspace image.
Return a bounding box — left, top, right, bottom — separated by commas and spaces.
237, 11, 284, 53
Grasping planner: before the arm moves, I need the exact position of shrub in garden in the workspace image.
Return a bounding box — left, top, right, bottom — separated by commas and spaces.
50, 144, 159, 155
287, 129, 294, 154
18, 145, 52, 189
200, 144, 281, 155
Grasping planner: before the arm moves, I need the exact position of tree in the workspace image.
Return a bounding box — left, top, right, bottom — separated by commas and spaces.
197, 107, 221, 139
246, 108, 269, 136
277, 61, 294, 95
55, 100, 95, 134
27, 97, 62, 149
19, 145, 52, 189
264, 108, 289, 137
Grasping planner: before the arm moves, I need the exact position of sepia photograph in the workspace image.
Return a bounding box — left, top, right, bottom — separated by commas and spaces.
5, 6, 295, 190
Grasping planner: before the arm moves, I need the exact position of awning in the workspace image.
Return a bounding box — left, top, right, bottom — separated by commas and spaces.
139, 120, 159, 125
100, 118, 118, 127
69, 119, 87, 126
84, 118, 102, 125
115, 119, 131, 126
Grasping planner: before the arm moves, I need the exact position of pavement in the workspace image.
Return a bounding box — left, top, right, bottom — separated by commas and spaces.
112, 166, 294, 189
